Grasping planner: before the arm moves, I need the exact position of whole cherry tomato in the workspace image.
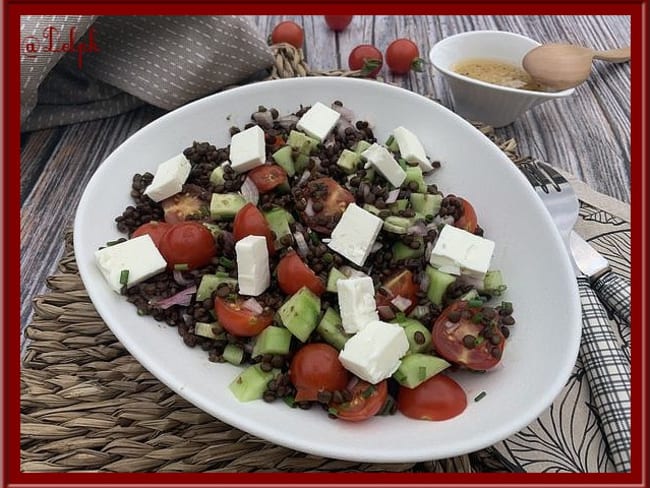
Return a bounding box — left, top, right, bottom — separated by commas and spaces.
290, 343, 350, 402
158, 221, 217, 270
271, 21, 304, 48
232, 203, 275, 255
385, 38, 424, 74
348, 44, 383, 78
324, 15, 353, 32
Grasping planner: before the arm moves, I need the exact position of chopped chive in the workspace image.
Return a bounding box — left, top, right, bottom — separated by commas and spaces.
283, 395, 296, 408
418, 366, 427, 381
468, 298, 483, 308
106, 238, 127, 247
219, 256, 234, 269
385, 135, 395, 147
500, 301, 514, 314
474, 391, 487, 402
327, 407, 339, 416
361, 385, 376, 398
474, 336, 485, 346
174, 263, 189, 271
119, 269, 129, 285
471, 313, 483, 324
309, 231, 320, 245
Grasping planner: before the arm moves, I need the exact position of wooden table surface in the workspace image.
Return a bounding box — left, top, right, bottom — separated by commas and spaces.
20, 15, 632, 350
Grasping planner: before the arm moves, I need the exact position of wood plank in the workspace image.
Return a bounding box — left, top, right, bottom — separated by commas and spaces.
20, 105, 165, 342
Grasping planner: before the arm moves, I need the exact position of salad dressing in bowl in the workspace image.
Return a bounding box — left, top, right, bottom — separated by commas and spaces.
452, 58, 546, 92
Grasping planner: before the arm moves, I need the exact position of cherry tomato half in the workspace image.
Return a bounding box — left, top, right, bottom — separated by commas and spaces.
271, 21, 304, 48
131, 221, 172, 247
276, 250, 326, 296
375, 269, 419, 315
348, 44, 383, 78
248, 164, 288, 193
398, 374, 467, 421
385, 38, 424, 75
431, 300, 506, 371
324, 15, 353, 32
233, 203, 275, 255
289, 343, 350, 402
455, 198, 479, 234
299, 177, 355, 235
158, 221, 217, 270
214, 296, 274, 337
329, 379, 388, 422
161, 192, 208, 224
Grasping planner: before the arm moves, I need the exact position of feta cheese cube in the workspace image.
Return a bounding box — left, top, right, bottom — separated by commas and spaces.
361, 143, 406, 187
327, 203, 383, 267
429, 224, 495, 281
296, 102, 341, 142
393, 126, 433, 172
143, 154, 191, 202
229, 125, 266, 173
336, 276, 379, 333
235, 235, 270, 296
95, 235, 167, 293
338, 320, 409, 384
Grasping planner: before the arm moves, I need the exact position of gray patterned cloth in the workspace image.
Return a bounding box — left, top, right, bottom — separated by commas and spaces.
20, 15, 274, 132
487, 172, 631, 473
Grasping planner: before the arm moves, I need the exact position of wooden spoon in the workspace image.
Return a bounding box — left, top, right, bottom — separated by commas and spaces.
522, 43, 631, 91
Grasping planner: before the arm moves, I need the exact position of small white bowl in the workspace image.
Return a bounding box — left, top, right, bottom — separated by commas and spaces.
429, 30, 575, 127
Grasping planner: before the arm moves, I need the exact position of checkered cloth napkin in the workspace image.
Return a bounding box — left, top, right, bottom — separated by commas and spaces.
577, 276, 631, 472
20, 15, 274, 131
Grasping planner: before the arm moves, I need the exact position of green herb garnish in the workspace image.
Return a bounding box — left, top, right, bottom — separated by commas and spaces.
119, 269, 129, 285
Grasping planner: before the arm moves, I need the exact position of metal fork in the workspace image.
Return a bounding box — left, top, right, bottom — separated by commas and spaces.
517, 157, 632, 473
517, 158, 580, 250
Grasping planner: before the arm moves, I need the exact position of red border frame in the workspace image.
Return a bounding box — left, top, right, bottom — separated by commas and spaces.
4, 2, 647, 487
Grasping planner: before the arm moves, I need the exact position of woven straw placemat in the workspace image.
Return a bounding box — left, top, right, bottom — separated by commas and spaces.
21, 44, 521, 473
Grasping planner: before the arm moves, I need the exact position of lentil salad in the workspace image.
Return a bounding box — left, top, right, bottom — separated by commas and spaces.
102, 100, 517, 422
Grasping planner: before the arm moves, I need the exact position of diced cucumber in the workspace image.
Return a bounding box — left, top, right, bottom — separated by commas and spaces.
392, 238, 424, 261
263, 207, 292, 249
326, 267, 347, 293
194, 321, 226, 340
316, 307, 352, 350
410, 193, 442, 218
383, 216, 414, 234
197, 273, 238, 302
425, 266, 456, 306
362, 203, 382, 216
336, 149, 361, 174
393, 354, 450, 389
402, 321, 433, 354
391, 317, 432, 353
271, 145, 296, 177
354, 140, 372, 154
251, 325, 292, 358
294, 153, 311, 173
388, 199, 409, 214
287, 130, 319, 154
210, 166, 225, 186
223, 344, 244, 365
385, 135, 400, 153
404, 166, 427, 192
459, 288, 480, 302
278, 286, 321, 342
229, 364, 280, 402
481, 269, 507, 296
202, 222, 222, 238
210, 193, 246, 220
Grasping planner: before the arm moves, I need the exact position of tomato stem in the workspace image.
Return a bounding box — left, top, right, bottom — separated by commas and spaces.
411, 57, 425, 72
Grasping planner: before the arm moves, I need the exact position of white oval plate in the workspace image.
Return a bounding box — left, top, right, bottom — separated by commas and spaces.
74, 77, 581, 463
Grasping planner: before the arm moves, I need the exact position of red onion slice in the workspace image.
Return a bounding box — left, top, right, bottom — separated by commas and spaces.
330, 103, 356, 122
240, 176, 259, 206
304, 198, 315, 217
294, 231, 310, 257
242, 297, 264, 315
173, 269, 195, 286
377, 305, 396, 321
151, 285, 197, 309
406, 221, 428, 236
384, 189, 401, 204
390, 295, 412, 312
297, 170, 311, 186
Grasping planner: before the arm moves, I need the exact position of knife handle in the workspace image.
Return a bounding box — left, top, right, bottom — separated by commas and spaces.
577, 277, 631, 472
591, 271, 631, 330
